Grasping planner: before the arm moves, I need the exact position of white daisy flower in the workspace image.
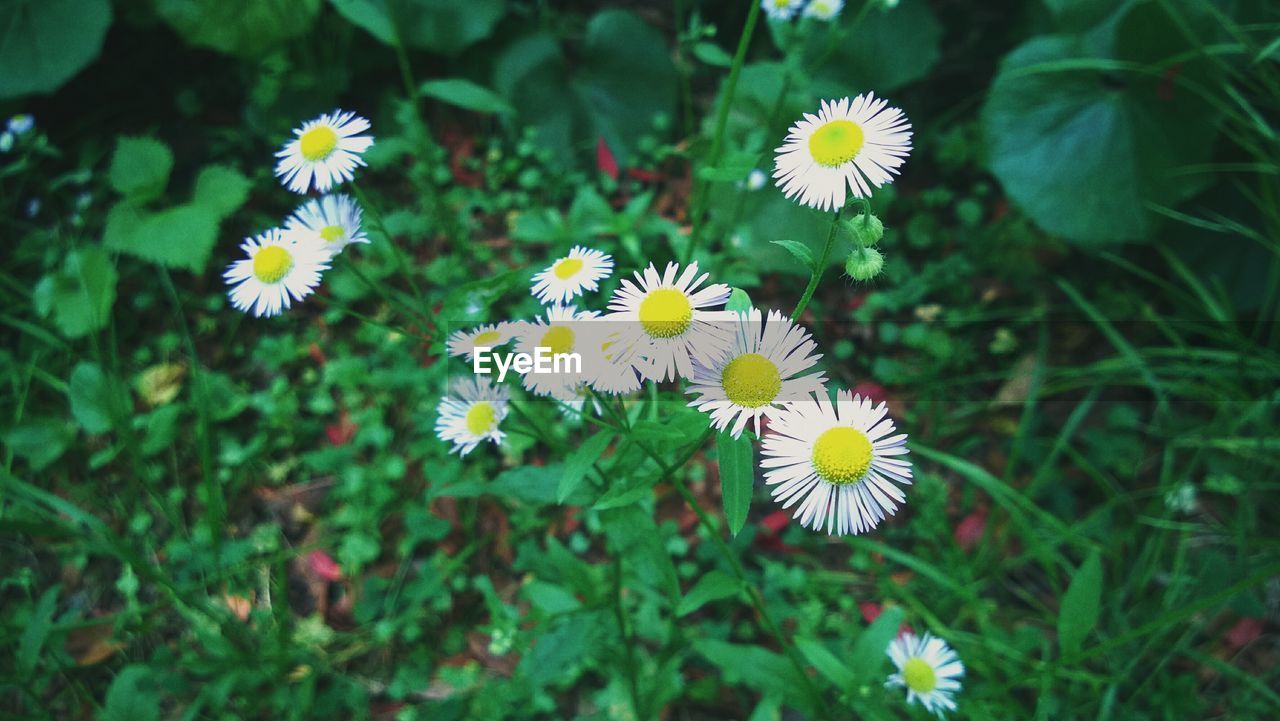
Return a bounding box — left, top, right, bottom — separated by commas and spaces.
761, 0, 801, 21
686, 308, 827, 438
803, 0, 844, 20
531, 246, 614, 305
774, 95, 912, 211
275, 110, 374, 194
760, 389, 912, 535
447, 322, 518, 360
513, 306, 601, 399
435, 376, 509, 456
224, 229, 331, 318
285, 193, 368, 254
886, 632, 964, 717
604, 262, 733, 383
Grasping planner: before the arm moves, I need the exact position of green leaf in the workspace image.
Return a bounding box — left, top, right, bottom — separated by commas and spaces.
982, 31, 1215, 243
813, 0, 940, 93
796, 637, 855, 690
154, 0, 321, 58
32, 248, 117, 338
108, 137, 174, 204
716, 431, 753, 537
141, 405, 182, 456
329, 0, 505, 55
558, 429, 614, 503
68, 362, 120, 434
104, 203, 220, 272
101, 665, 160, 721
693, 41, 733, 67
0, 0, 112, 99
693, 639, 805, 697
771, 240, 816, 272
18, 585, 59, 676
677, 570, 742, 617
420, 78, 513, 115
725, 288, 753, 313
3, 419, 75, 471
1058, 550, 1103, 655
193, 165, 251, 218
847, 605, 904, 684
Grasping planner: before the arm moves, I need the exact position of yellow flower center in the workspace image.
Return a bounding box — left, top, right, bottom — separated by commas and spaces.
721, 353, 782, 408
472, 330, 501, 346
319, 224, 346, 243
540, 326, 575, 356
552, 257, 583, 280
811, 426, 873, 485
252, 245, 294, 284
299, 126, 339, 161
638, 288, 693, 339
809, 119, 865, 168
902, 657, 937, 694
775, 0, 793, 7
464, 401, 497, 436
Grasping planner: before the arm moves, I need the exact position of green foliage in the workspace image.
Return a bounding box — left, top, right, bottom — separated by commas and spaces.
108, 137, 174, 204
814, 0, 942, 93
154, 0, 323, 58
716, 430, 754, 537
33, 248, 118, 338
420, 78, 514, 115
0, 0, 112, 99
329, 0, 505, 55
1058, 550, 1103, 655
68, 362, 123, 434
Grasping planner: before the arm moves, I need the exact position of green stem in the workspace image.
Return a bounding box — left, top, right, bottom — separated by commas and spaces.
790, 207, 844, 321
684, 0, 762, 264
613, 554, 644, 720
349, 182, 428, 306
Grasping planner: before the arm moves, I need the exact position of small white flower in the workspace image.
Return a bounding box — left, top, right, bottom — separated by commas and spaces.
0, 132, 13, 153
746, 168, 768, 191
761, 0, 801, 21
887, 632, 964, 717
774, 95, 912, 211
275, 110, 374, 194
530, 246, 613, 305
285, 193, 368, 254
760, 389, 912, 534
803, 0, 844, 20
224, 228, 331, 317
435, 376, 509, 456
513, 305, 601, 399
604, 262, 733, 383
447, 322, 518, 360
7, 114, 34, 135
686, 308, 826, 438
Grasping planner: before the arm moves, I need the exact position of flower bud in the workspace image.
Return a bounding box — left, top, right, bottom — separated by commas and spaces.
845, 247, 884, 281
844, 213, 884, 247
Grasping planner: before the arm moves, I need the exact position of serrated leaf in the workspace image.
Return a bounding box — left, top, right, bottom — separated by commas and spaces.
420, 78, 513, 114
104, 203, 220, 272
1058, 550, 1103, 655
847, 605, 904, 684
771, 240, 816, 271
717, 431, 753, 536
558, 429, 614, 503
676, 570, 741, 617
0, 0, 112, 99
108, 137, 174, 203
193, 165, 251, 218
796, 637, 855, 690
68, 362, 119, 434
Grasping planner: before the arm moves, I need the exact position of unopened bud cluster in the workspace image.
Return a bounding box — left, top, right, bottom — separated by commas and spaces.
843, 212, 887, 281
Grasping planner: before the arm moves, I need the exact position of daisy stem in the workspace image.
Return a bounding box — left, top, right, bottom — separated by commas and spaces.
684, 0, 762, 264
612, 553, 645, 720
349, 182, 430, 313
334, 252, 433, 332
790, 207, 844, 321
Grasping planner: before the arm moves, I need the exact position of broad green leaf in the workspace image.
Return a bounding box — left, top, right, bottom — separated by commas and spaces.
677, 570, 742, 617
329, 0, 505, 55
104, 203, 220, 272
693, 41, 733, 67
108, 137, 174, 204
600, 505, 678, 599
3, 419, 75, 471
814, 0, 940, 93
725, 288, 753, 313
558, 429, 615, 503
523, 580, 582, 616
771, 240, 816, 271
154, 0, 321, 58
716, 431, 753, 536
420, 78, 513, 115
796, 637, 855, 690
141, 405, 182, 456
68, 362, 120, 434
693, 639, 805, 697
0, 0, 112, 99
982, 31, 1215, 243
101, 665, 160, 721
193, 165, 251, 218
847, 605, 904, 684
1058, 550, 1103, 654
32, 248, 117, 338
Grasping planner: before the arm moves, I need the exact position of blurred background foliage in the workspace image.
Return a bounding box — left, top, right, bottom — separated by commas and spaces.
1, 0, 1278, 719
